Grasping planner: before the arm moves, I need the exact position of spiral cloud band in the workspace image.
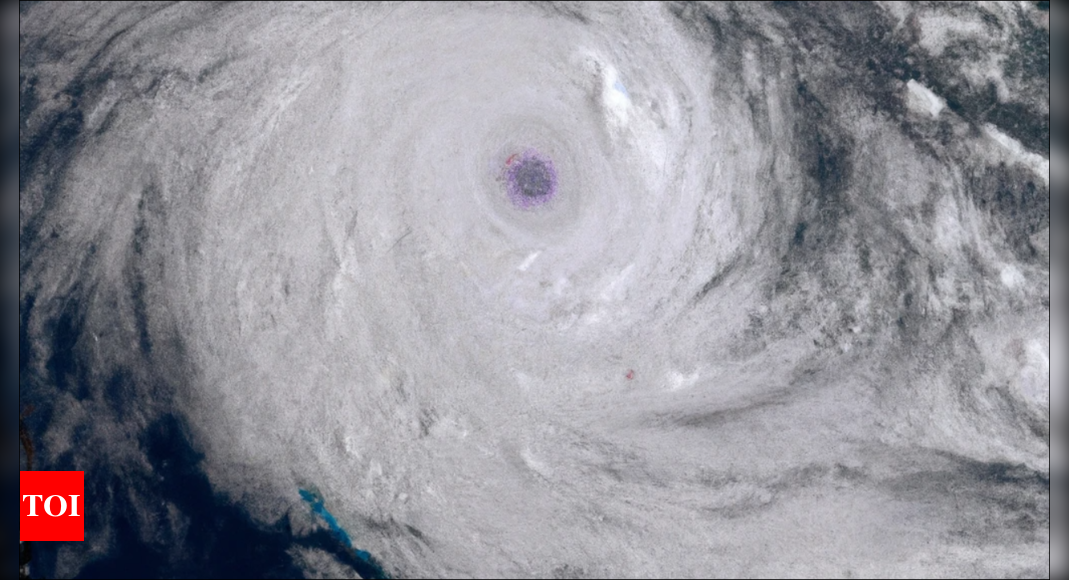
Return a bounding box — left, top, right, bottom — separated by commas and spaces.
19, 2, 1050, 577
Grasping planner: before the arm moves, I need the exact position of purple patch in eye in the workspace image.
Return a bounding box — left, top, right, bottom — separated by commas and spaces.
504, 150, 558, 209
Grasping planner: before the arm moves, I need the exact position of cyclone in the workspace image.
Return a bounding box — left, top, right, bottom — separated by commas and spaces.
18, 2, 1052, 578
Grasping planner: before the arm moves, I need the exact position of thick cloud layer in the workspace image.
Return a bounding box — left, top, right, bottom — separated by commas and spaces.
19, 3, 1050, 578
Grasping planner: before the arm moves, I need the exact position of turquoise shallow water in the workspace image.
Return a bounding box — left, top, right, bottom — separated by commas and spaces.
300, 488, 388, 579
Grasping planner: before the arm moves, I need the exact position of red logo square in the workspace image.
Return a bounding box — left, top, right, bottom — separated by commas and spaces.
20, 471, 84, 541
